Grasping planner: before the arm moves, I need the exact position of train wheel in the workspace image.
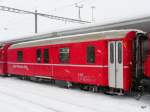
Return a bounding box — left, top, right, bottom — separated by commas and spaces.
7, 74, 12, 77
92, 86, 98, 92
66, 81, 72, 88
20, 76, 26, 80
79, 84, 89, 91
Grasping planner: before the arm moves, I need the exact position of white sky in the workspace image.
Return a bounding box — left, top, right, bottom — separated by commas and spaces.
1, 0, 150, 41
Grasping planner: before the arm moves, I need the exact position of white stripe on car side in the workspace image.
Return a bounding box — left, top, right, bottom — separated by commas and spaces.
2, 61, 130, 68
7, 62, 108, 68
0, 61, 6, 64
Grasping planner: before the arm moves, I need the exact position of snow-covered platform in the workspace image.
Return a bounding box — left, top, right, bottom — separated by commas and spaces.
0, 77, 149, 112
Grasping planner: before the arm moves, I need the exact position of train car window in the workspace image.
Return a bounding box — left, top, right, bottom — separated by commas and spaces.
44, 49, 49, 63
87, 46, 95, 63
36, 49, 42, 63
59, 48, 69, 63
118, 43, 122, 64
17, 51, 23, 62
110, 43, 114, 63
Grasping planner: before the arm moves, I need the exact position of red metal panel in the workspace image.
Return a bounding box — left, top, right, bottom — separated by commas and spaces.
144, 56, 150, 78
7, 40, 109, 86
123, 31, 136, 91
144, 36, 150, 78
0, 44, 11, 75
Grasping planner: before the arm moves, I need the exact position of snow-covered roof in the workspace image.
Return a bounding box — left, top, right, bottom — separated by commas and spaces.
9, 29, 142, 49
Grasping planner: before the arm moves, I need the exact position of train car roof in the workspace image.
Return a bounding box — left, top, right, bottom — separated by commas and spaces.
9, 29, 144, 49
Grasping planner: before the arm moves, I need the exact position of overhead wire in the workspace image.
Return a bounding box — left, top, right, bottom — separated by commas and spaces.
49, 0, 89, 12
0, 5, 91, 24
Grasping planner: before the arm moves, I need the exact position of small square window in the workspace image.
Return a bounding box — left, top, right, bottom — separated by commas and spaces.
59, 48, 69, 63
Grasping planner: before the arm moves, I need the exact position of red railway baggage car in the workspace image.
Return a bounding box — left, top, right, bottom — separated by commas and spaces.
6, 29, 150, 93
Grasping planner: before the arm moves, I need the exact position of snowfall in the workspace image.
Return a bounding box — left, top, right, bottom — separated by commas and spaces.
0, 77, 149, 112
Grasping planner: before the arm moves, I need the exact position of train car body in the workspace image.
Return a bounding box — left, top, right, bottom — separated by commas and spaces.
0, 44, 11, 75
6, 29, 149, 93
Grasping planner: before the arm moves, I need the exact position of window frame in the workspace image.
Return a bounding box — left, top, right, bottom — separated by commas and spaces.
36, 49, 42, 63
59, 47, 70, 63
86, 46, 95, 63
17, 51, 23, 62
110, 43, 114, 64
44, 48, 49, 63
118, 43, 122, 64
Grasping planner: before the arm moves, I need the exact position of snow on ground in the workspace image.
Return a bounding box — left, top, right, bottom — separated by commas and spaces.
0, 77, 149, 112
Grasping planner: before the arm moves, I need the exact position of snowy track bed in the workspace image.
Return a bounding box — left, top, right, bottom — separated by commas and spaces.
0, 77, 149, 112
